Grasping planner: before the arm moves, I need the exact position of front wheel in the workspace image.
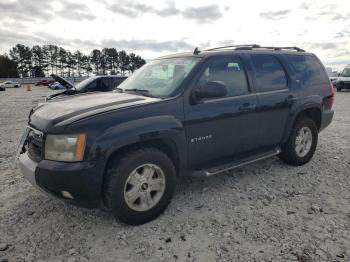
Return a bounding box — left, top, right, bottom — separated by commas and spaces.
337, 87, 341, 92
103, 147, 176, 225
279, 117, 318, 166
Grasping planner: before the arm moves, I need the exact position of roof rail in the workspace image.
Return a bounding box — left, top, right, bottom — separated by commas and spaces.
205, 44, 261, 51
205, 44, 305, 52
257, 46, 306, 52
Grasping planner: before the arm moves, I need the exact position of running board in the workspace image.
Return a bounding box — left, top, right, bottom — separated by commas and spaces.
190, 148, 281, 177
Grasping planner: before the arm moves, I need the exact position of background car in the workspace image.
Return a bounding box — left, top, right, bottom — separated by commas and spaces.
48, 82, 65, 90
0, 81, 20, 88
329, 71, 339, 86
35, 80, 56, 86
46, 74, 127, 100
335, 66, 350, 91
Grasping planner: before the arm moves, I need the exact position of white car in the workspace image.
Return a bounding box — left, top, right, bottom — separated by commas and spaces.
0, 81, 21, 88
335, 67, 350, 91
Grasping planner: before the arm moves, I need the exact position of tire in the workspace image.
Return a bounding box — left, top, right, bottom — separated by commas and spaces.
337, 88, 341, 92
103, 147, 176, 225
279, 117, 318, 166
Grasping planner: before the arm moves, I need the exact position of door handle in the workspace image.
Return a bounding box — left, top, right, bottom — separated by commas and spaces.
239, 103, 256, 112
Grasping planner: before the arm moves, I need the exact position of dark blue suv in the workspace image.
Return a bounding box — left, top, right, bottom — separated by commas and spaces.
18, 45, 334, 225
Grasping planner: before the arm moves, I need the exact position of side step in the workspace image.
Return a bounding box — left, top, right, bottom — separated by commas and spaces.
190, 148, 281, 177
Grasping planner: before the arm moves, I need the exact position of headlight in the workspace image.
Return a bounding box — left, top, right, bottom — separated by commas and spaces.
45, 134, 86, 161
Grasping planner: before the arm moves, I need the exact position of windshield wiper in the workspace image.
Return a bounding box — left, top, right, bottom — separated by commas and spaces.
114, 87, 124, 92
124, 88, 155, 97
125, 88, 149, 93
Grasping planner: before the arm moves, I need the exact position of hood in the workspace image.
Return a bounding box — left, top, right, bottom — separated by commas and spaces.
29, 92, 160, 132
50, 74, 75, 89
45, 89, 77, 101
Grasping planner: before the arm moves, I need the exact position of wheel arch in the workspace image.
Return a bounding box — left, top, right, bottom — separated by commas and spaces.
105, 138, 181, 175
282, 104, 322, 144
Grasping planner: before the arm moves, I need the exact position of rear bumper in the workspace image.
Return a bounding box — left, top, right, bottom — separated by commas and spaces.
320, 110, 334, 131
19, 152, 104, 207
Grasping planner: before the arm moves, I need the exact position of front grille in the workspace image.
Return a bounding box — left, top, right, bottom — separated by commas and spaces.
339, 82, 350, 88
27, 128, 44, 162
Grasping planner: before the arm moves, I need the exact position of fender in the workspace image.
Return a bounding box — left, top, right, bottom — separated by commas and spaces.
281, 95, 322, 144
90, 115, 187, 172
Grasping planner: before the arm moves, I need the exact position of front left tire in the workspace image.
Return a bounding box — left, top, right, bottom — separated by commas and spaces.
103, 147, 176, 225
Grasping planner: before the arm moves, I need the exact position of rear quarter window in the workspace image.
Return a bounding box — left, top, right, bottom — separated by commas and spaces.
285, 55, 328, 85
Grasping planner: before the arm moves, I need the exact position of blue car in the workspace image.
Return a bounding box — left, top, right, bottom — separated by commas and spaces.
48, 82, 65, 90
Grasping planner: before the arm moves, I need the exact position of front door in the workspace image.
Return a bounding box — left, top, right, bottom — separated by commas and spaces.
184, 55, 259, 168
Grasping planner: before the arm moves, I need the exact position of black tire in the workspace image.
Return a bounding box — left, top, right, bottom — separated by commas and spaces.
103, 147, 176, 225
279, 117, 318, 166
337, 88, 341, 92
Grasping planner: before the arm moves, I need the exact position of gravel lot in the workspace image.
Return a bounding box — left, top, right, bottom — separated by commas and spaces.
0, 86, 349, 262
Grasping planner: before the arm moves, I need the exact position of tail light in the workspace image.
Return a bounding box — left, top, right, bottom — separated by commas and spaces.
329, 80, 335, 110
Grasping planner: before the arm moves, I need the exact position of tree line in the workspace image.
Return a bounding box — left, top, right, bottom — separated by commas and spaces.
0, 44, 146, 78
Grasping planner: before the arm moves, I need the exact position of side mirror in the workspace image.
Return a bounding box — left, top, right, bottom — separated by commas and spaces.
338, 73, 341, 77
194, 81, 227, 100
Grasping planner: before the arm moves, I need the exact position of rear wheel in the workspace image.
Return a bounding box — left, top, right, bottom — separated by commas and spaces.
279, 117, 318, 166
337, 87, 341, 91
103, 147, 176, 225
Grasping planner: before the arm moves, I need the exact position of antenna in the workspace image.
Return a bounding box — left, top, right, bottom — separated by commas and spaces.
193, 47, 201, 55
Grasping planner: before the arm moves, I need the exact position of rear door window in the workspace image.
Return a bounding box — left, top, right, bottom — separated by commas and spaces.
285, 55, 328, 85
251, 55, 287, 92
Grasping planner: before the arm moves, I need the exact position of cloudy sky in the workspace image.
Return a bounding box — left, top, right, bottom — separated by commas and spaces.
0, 0, 349, 71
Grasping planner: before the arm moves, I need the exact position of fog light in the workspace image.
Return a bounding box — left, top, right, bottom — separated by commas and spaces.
61, 191, 74, 199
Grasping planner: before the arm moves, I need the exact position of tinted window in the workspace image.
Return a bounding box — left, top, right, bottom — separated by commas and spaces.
251, 55, 287, 91
198, 56, 249, 97
100, 78, 110, 91
86, 80, 98, 91
285, 55, 328, 85
340, 68, 350, 77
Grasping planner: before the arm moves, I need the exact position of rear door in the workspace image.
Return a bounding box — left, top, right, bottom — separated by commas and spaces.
245, 53, 295, 148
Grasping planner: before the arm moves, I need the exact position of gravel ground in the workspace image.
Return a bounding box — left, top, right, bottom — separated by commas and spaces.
0, 86, 349, 262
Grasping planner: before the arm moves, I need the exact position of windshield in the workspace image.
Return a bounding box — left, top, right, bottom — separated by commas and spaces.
341, 68, 350, 77
117, 57, 200, 98
75, 77, 96, 91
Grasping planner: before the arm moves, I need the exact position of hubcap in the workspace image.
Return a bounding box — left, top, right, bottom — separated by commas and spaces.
124, 164, 166, 212
295, 126, 313, 157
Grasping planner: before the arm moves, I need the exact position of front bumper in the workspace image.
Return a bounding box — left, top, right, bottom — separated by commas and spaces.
336, 81, 350, 89
19, 152, 104, 207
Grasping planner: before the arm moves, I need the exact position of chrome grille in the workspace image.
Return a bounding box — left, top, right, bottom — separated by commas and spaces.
27, 127, 44, 162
